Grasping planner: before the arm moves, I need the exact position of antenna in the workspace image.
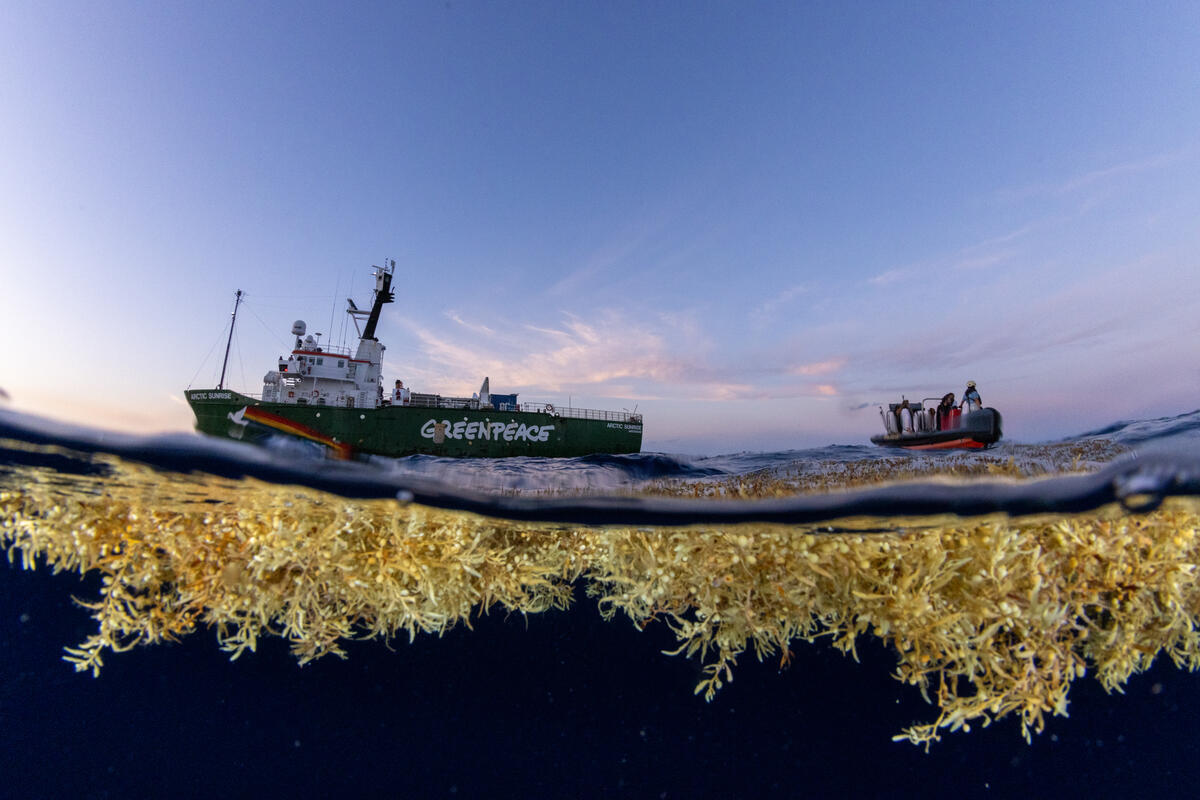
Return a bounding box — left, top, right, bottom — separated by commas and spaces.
217, 290, 243, 390
327, 272, 339, 348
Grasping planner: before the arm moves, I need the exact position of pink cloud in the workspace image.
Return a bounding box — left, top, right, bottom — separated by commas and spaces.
789, 358, 847, 376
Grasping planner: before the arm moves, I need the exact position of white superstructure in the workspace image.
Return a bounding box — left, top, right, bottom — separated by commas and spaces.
259, 263, 394, 409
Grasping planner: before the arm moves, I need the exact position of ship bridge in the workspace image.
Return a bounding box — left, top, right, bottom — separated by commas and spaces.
260, 263, 393, 409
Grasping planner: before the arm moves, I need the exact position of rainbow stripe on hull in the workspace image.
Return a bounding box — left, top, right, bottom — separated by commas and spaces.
237, 406, 355, 460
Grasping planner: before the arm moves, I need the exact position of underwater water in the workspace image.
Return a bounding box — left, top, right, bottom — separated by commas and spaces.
3, 406, 1200, 797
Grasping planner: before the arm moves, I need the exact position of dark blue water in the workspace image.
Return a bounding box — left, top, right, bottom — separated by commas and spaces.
2, 406, 1199, 798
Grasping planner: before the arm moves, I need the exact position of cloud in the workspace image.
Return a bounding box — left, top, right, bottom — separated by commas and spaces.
870, 226, 1031, 288
949, 249, 1017, 272
788, 357, 846, 377
686, 382, 762, 401
966, 224, 1037, 250
544, 207, 685, 299
444, 311, 495, 337
390, 243, 1199, 422
831, 251, 1198, 401
1052, 150, 1186, 195
397, 309, 702, 398
404, 328, 511, 384
868, 268, 909, 286
995, 147, 1193, 204
394, 303, 847, 407
751, 283, 807, 327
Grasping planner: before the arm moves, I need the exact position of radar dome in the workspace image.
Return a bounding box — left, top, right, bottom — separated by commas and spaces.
292, 320, 307, 336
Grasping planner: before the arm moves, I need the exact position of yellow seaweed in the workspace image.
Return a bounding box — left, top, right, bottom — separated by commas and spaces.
2, 438, 1199, 747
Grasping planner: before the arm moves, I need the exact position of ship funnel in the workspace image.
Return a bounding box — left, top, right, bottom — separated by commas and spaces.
292, 320, 307, 336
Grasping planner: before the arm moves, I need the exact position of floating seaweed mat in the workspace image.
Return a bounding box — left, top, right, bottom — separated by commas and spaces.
3, 433, 1200, 748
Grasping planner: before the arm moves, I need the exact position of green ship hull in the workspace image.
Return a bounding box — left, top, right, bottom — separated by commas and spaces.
186, 389, 643, 459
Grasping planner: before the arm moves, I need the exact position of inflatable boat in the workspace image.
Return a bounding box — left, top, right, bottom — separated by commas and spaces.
871, 398, 1002, 450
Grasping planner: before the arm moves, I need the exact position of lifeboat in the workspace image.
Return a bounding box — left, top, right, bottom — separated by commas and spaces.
870, 398, 1002, 450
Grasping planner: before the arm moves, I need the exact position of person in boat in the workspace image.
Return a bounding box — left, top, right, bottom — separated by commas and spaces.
898, 399, 914, 434
937, 393, 955, 416
959, 381, 982, 413
935, 393, 955, 429
392, 379, 411, 405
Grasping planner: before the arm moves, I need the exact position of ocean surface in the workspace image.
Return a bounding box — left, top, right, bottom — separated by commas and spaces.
2, 406, 1200, 798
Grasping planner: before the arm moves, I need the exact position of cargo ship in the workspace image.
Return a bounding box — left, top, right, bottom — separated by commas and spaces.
185, 262, 643, 459
871, 396, 1002, 450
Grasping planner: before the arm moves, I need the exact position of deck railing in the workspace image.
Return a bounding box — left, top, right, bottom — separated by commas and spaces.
405, 396, 640, 423
293, 343, 354, 358
523, 403, 641, 423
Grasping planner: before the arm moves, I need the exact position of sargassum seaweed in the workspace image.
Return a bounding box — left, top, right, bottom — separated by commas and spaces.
2, 453, 1199, 747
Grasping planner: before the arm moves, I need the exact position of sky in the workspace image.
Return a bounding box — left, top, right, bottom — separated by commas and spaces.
2, 1, 1199, 455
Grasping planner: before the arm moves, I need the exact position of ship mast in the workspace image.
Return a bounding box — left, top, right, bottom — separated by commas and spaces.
218, 289, 243, 390
361, 260, 395, 341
